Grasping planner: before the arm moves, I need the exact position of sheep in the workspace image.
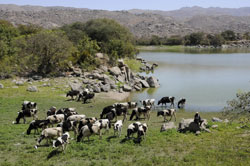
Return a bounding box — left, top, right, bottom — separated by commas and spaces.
127, 122, 142, 138
157, 109, 176, 122
78, 117, 98, 133
67, 114, 86, 122
130, 106, 151, 121
35, 127, 63, 148
13, 108, 38, 124
26, 119, 50, 135
52, 132, 70, 152
66, 90, 80, 100
158, 96, 175, 107
113, 120, 123, 137
77, 121, 103, 142
46, 114, 65, 127
177, 98, 186, 109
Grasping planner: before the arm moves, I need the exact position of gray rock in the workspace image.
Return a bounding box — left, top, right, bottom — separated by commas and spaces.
178, 118, 209, 133
224, 119, 229, 123
110, 84, 117, 89
109, 67, 121, 76
117, 75, 125, 82
123, 84, 132, 92
160, 122, 177, 132
93, 85, 101, 93
82, 79, 90, 84
211, 125, 218, 129
32, 75, 42, 80
147, 76, 160, 88
16, 80, 24, 86
140, 80, 150, 88
103, 77, 115, 85
27, 86, 38, 92
134, 85, 142, 91
69, 82, 83, 91
212, 117, 223, 122
0, 83, 4, 89
12, 86, 18, 89
118, 59, 125, 67
101, 84, 111, 92
95, 53, 104, 59
99, 65, 108, 72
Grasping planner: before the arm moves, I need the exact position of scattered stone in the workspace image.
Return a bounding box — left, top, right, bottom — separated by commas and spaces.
27, 86, 38, 92
0, 83, 4, 89
211, 125, 218, 129
147, 76, 160, 88
160, 122, 177, 132
12, 86, 18, 89
101, 84, 111, 92
224, 119, 229, 123
212, 117, 223, 122
95, 53, 104, 59
93, 85, 101, 93
99, 65, 108, 72
15, 80, 24, 86
195, 131, 201, 135
32, 75, 42, 80
110, 84, 117, 89
117, 75, 125, 82
109, 67, 121, 76
123, 84, 132, 92
140, 80, 150, 88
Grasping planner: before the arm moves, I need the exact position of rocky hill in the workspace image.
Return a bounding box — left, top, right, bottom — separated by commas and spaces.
0, 4, 250, 37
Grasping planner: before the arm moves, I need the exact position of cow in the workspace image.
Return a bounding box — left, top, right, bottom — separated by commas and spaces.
77, 89, 90, 101
82, 92, 95, 104
55, 108, 78, 118
157, 109, 176, 122
67, 114, 86, 122
113, 120, 123, 137
47, 106, 57, 116
57, 120, 78, 138
140, 99, 155, 107
77, 121, 103, 142
35, 127, 63, 148
100, 105, 127, 122
13, 108, 38, 124
22, 101, 37, 111
78, 117, 98, 133
26, 119, 50, 135
177, 98, 186, 109
52, 132, 70, 152
128, 102, 138, 109
129, 106, 151, 121
137, 123, 148, 141
46, 114, 65, 127
158, 96, 175, 107
127, 122, 142, 138
66, 90, 80, 100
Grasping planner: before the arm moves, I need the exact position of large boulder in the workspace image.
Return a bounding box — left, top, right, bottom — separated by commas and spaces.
117, 75, 125, 82
93, 85, 101, 93
27, 86, 38, 92
0, 83, 4, 89
103, 76, 116, 85
140, 80, 150, 88
101, 84, 111, 92
160, 122, 177, 132
147, 76, 160, 88
123, 84, 132, 92
69, 82, 83, 92
109, 67, 121, 76
178, 118, 210, 133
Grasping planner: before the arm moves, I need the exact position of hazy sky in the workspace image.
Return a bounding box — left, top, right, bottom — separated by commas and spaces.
0, 0, 249, 11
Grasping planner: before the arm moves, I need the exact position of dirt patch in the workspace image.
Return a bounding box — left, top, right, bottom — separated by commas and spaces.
97, 91, 130, 101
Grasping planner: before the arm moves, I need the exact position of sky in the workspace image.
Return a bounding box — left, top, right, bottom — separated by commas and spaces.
0, 0, 249, 11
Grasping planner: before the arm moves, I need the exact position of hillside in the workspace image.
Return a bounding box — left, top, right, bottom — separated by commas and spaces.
0, 4, 250, 37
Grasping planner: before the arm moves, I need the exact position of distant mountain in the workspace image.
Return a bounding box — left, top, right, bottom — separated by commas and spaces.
0, 4, 250, 37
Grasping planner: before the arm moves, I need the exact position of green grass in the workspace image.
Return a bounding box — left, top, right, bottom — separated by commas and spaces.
124, 58, 143, 72
0, 79, 250, 166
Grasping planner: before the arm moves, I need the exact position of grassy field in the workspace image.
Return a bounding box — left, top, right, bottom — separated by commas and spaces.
0, 79, 250, 166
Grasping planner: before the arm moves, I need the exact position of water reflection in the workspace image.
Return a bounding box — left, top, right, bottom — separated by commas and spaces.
132, 51, 250, 112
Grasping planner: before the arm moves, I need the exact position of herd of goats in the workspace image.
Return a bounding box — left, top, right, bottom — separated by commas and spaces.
12, 89, 187, 152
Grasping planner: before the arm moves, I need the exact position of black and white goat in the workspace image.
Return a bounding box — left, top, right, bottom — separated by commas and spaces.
157, 109, 176, 122
158, 96, 175, 107
52, 132, 70, 152
113, 120, 123, 137
26, 119, 50, 135
13, 108, 38, 124
177, 98, 186, 109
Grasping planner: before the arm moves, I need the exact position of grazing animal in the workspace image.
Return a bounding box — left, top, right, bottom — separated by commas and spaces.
47, 106, 57, 116
78, 117, 98, 133
157, 109, 176, 122
77, 89, 90, 101
137, 123, 148, 141
98, 119, 111, 133
158, 96, 175, 107
57, 120, 78, 138
52, 132, 70, 152
46, 114, 65, 126
14, 109, 38, 124
22, 101, 37, 110
82, 92, 95, 104
27, 119, 50, 135
130, 106, 151, 121
35, 127, 63, 148
67, 114, 86, 122
100, 105, 127, 122
100, 105, 116, 119
140, 99, 155, 107
66, 90, 80, 100
127, 122, 142, 138
177, 98, 186, 109
128, 102, 137, 109
113, 120, 123, 137
55, 108, 78, 118
77, 121, 103, 142
104, 111, 116, 121
194, 112, 203, 126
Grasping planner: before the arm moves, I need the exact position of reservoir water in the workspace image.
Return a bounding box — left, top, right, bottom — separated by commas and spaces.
131, 51, 250, 112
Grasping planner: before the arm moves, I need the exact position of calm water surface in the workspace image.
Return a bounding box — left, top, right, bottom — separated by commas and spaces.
131, 52, 250, 112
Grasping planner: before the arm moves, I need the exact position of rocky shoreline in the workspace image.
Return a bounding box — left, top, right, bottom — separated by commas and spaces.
188, 40, 250, 49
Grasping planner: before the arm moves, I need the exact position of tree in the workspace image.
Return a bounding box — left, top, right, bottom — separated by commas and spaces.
61, 22, 87, 44
221, 30, 236, 41
184, 32, 205, 45
23, 30, 73, 76
17, 24, 42, 36
207, 34, 225, 46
